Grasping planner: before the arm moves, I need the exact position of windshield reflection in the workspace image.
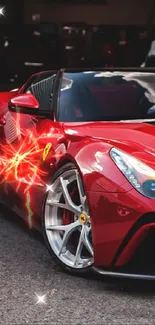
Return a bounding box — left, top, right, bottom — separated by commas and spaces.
59, 71, 155, 122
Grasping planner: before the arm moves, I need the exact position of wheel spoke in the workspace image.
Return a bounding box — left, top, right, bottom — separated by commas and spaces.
58, 219, 80, 256
46, 220, 81, 256
83, 227, 94, 257
75, 170, 86, 209
46, 219, 80, 232
60, 176, 81, 215
47, 200, 67, 210
73, 226, 85, 266
46, 177, 81, 215
74, 226, 93, 266
46, 224, 68, 231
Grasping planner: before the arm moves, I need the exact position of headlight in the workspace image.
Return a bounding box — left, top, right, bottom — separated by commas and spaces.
110, 147, 155, 199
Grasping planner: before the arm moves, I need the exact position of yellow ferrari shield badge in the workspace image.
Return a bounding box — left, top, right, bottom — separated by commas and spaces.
79, 213, 87, 224
43, 143, 52, 161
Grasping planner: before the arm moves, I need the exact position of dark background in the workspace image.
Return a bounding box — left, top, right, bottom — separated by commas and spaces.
0, 0, 155, 89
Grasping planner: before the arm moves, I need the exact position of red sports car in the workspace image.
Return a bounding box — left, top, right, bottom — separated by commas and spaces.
1, 68, 155, 279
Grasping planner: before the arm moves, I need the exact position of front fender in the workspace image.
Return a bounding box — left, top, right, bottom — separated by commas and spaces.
64, 138, 132, 193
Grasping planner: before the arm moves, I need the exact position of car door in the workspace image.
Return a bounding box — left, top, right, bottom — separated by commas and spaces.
1, 71, 66, 227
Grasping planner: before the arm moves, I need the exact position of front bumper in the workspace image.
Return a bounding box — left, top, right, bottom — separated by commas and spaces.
93, 220, 155, 279
87, 188, 155, 274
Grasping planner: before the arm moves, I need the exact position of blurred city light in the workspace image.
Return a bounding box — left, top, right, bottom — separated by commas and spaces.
0, 7, 5, 16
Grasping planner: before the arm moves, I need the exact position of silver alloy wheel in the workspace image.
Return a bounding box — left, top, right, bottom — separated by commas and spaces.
44, 168, 94, 269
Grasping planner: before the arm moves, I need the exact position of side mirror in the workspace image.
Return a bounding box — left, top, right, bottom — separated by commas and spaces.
8, 93, 39, 115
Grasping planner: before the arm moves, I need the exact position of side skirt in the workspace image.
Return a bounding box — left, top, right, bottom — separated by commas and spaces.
92, 266, 155, 280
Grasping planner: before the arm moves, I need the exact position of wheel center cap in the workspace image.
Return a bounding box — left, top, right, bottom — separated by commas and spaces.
79, 213, 87, 224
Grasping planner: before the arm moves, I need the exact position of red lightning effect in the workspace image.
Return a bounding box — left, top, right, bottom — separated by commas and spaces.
0, 130, 46, 191
0, 127, 47, 228
0, 113, 64, 228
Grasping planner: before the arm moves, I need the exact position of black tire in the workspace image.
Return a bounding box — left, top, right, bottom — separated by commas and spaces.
42, 162, 93, 276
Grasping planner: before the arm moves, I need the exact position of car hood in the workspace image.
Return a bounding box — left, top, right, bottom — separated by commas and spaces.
63, 121, 155, 169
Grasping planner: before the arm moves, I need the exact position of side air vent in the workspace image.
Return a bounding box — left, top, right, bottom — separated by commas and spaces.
4, 111, 20, 143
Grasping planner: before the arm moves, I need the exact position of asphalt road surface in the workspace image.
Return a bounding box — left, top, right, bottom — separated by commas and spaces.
1, 208, 155, 325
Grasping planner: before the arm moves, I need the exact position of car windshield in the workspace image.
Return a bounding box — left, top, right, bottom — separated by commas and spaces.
58, 71, 155, 122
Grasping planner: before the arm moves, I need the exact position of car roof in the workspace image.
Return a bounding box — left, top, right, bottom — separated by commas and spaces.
30, 67, 155, 80
62, 67, 155, 73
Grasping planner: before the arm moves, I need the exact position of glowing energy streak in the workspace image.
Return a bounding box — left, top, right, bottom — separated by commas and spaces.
25, 191, 33, 229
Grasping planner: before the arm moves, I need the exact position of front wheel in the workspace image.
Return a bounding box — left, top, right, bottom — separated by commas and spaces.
43, 163, 94, 275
